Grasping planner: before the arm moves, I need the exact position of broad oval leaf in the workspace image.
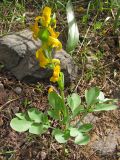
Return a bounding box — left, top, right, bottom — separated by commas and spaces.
29, 124, 47, 135
97, 91, 105, 102
10, 118, 32, 132
53, 129, 68, 144
15, 113, 27, 120
67, 93, 81, 112
70, 127, 79, 137
55, 133, 67, 143
79, 123, 93, 132
93, 103, 118, 111
72, 105, 85, 118
85, 87, 100, 106
47, 109, 60, 120
66, 0, 79, 53
75, 133, 90, 145
48, 92, 64, 110
28, 108, 43, 123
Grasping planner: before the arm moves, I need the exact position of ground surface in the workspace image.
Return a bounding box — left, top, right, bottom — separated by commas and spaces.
0, 0, 120, 160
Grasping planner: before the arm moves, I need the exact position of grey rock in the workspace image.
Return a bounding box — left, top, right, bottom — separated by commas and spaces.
14, 87, 22, 95
91, 128, 120, 154
85, 113, 120, 155
0, 29, 78, 83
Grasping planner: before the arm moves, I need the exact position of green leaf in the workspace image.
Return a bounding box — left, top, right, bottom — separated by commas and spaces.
15, 113, 27, 120
66, 0, 79, 53
29, 124, 46, 135
42, 114, 49, 125
69, 127, 79, 137
53, 129, 68, 144
38, 29, 49, 42
97, 91, 105, 102
28, 108, 43, 123
67, 93, 81, 112
85, 87, 100, 106
93, 103, 118, 111
47, 109, 59, 120
79, 124, 93, 132
75, 133, 90, 145
72, 105, 85, 118
97, 92, 115, 103
10, 118, 32, 132
48, 92, 64, 110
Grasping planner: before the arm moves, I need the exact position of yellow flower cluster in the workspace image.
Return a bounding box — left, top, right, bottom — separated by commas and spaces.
31, 7, 62, 84
50, 65, 60, 83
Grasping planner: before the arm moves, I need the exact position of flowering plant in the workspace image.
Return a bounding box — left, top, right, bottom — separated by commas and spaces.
10, 7, 118, 145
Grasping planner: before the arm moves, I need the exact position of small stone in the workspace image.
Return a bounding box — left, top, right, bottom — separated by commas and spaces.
0, 82, 4, 91
14, 87, 22, 94
12, 107, 19, 114
41, 151, 47, 160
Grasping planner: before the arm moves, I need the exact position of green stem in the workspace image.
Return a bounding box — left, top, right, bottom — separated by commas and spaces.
60, 89, 69, 128
60, 90, 67, 116
76, 105, 93, 127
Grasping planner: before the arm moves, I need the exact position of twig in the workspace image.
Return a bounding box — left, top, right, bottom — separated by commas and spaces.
99, 59, 119, 69
0, 98, 19, 111
78, 26, 91, 52
106, 77, 118, 87
51, 144, 59, 154
74, 64, 85, 92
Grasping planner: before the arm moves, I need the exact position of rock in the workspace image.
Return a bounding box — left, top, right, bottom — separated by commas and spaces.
14, 87, 22, 95
40, 151, 47, 160
0, 29, 78, 83
0, 82, 4, 91
91, 128, 120, 155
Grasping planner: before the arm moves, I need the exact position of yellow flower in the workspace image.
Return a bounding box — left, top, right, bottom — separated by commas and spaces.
35, 16, 41, 21
42, 7, 51, 27
48, 36, 62, 50
52, 59, 60, 65
36, 48, 49, 68
31, 20, 40, 40
50, 65, 60, 83
48, 87, 54, 93
48, 26, 59, 38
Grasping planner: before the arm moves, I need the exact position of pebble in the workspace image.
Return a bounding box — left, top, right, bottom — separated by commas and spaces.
41, 151, 47, 160
14, 87, 22, 95
12, 107, 19, 114
0, 82, 4, 91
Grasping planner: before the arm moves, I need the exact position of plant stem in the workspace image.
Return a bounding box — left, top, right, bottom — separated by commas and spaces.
76, 105, 93, 127
62, 144, 66, 160
61, 90, 68, 116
